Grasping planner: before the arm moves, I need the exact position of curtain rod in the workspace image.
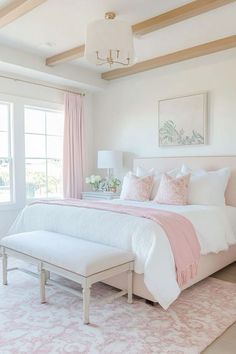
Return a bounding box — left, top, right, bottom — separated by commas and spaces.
0, 74, 85, 96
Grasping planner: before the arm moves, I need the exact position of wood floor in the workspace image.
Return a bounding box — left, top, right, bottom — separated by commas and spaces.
202, 262, 236, 354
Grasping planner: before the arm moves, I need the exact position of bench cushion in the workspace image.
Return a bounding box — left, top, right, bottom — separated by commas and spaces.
1, 231, 134, 277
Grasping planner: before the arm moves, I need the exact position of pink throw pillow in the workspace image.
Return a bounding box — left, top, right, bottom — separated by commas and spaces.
120, 174, 153, 201
155, 173, 190, 205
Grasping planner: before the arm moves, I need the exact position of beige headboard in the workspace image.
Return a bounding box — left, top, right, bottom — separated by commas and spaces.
133, 156, 236, 207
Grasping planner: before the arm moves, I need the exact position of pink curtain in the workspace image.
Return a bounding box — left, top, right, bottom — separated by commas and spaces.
63, 92, 84, 199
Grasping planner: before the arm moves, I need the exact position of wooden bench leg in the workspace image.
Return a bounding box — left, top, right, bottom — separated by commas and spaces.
2, 249, 8, 286
39, 265, 46, 304
45, 270, 50, 284
127, 269, 133, 304
82, 282, 91, 325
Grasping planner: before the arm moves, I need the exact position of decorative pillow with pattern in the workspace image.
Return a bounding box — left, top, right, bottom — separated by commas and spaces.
155, 173, 190, 205
136, 166, 181, 200
120, 173, 154, 201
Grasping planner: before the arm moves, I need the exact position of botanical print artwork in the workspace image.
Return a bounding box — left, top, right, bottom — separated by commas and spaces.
158, 93, 207, 147
159, 120, 204, 145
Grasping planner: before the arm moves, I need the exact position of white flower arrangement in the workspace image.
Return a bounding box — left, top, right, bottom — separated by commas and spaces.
107, 176, 121, 192
85, 175, 121, 192
85, 175, 102, 191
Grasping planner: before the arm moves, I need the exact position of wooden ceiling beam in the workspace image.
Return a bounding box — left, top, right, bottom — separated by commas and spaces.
132, 0, 236, 36
45, 45, 85, 66
0, 0, 47, 28
101, 35, 236, 80
45, 0, 235, 66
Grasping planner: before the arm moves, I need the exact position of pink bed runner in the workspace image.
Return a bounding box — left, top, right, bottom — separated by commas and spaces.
31, 199, 201, 286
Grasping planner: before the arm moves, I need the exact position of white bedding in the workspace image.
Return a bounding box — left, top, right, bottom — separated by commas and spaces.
8, 200, 236, 309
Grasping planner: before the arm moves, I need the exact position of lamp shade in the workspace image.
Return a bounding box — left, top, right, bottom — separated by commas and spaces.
97, 150, 123, 169
85, 18, 135, 66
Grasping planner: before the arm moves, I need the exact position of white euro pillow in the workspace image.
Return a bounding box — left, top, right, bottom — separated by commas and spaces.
181, 165, 230, 206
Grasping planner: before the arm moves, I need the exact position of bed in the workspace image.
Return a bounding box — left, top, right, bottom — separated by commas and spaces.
7, 156, 236, 307
106, 156, 236, 302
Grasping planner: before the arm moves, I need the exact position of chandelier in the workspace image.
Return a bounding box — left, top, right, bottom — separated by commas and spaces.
85, 12, 135, 67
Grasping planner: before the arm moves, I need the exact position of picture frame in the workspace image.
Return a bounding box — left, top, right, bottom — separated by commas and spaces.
158, 92, 208, 147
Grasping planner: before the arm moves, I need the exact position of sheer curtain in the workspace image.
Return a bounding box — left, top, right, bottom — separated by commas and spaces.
63, 92, 84, 199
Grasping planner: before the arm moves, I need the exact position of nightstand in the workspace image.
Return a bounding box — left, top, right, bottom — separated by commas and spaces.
82, 191, 120, 200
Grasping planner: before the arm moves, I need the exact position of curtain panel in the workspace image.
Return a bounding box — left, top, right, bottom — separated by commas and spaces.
63, 92, 84, 199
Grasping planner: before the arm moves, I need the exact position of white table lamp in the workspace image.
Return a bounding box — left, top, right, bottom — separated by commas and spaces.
97, 150, 123, 177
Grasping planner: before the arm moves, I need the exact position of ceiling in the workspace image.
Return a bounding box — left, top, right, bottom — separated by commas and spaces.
0, 0, 190, 57
0, 0, 235, 89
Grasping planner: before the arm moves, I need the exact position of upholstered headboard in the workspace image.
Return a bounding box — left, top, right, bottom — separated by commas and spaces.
133, 156, 236, 207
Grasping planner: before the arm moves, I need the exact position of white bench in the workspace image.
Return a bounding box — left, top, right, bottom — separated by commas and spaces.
0, 231, 134, 324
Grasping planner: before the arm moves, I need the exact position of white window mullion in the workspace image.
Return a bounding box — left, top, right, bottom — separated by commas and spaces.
45, 111, 48, 197
0, 102, 13, 205
8, 103, 13, 203
13, 100, 26, 209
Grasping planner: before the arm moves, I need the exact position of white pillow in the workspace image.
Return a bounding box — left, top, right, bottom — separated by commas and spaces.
181, 165, 230, 206
136, 166, 180, 200
136, 166, 155, 177
181, 164, 205, 177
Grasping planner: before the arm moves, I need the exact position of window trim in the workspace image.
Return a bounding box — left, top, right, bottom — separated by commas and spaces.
0, 101, 14, 206
0, 93, 64, 212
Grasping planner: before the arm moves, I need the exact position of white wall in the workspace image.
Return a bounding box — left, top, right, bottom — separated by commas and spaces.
93, 48, 236, 175
1, 48, 236, 235
0, 77, 94, 237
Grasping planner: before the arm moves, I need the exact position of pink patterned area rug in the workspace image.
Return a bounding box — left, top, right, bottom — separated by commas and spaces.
0, 259, 236, 354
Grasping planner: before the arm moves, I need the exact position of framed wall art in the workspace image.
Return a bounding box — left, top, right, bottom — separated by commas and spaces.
158, 92, 208, 147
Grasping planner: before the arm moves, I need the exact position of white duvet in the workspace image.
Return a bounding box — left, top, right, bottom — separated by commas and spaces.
8, 200, 236, 309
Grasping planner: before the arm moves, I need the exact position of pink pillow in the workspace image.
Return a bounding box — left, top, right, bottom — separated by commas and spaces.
120, 174, 154, 201
155, 173, 190, 205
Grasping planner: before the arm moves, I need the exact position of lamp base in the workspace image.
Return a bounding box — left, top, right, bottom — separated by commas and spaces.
107, 168, 113, 178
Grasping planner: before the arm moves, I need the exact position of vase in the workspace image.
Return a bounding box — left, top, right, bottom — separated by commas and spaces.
92, 186, 99, 192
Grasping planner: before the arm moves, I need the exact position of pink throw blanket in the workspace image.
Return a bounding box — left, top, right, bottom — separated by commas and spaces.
31, 199, 200, 286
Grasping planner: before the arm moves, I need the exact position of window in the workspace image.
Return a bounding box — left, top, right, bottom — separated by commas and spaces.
0, 102, 12, 203
24, 106, 64, 199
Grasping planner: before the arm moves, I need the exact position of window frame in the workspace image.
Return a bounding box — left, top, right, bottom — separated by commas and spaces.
0, 101, 14, 206
0, 93, 64, 212
24, 105, 64, 201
